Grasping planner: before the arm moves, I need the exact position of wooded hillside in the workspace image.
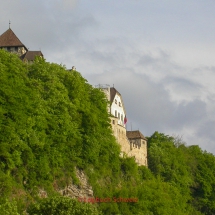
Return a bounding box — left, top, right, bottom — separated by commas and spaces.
0, 50, 215, 215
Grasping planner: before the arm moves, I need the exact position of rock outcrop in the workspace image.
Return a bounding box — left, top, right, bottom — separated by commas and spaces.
58, 168, 94, 199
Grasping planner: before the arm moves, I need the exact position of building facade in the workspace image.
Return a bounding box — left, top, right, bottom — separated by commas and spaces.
97, 84, 148, 166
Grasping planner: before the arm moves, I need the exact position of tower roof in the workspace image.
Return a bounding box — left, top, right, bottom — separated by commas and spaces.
126, 130, 147, 140
0, 28, 26, 48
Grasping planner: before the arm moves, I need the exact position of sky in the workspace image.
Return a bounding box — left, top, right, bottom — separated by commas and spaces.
1, 0, 215, 153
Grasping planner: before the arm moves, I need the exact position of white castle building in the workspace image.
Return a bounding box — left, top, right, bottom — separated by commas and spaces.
96, 84, 148, 166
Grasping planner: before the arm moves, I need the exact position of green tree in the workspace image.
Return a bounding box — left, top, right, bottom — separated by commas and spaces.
27, 196, 101, 215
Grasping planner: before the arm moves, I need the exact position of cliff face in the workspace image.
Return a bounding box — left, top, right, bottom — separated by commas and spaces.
37, 168, 94, 201
58, 168, 94, 200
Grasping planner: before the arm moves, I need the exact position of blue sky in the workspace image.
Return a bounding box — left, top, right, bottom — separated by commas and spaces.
1, 0, 215, 153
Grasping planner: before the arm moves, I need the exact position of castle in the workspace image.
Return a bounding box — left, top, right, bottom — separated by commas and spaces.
96, 85, 148, 166
0, 27, 148, 166
0, 27, 43, 63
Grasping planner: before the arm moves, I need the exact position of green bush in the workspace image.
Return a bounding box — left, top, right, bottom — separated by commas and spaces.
27, 196, 101, 215
0, 199, 20, 215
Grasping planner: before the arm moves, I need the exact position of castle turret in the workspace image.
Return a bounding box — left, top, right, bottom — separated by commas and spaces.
0, 27, 43, 63
0, 28, 28, 56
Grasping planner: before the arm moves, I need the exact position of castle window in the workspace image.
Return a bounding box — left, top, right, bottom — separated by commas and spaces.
115, 99, 117, 104
119, 102, 121, 107
118, 113, 120, 119
115, 110, 117, 117
112, 120, 115, 124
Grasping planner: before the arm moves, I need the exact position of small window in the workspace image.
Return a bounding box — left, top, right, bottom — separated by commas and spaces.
112, 120, 115, 124
121, 114, 123, 121
118, 113, 120, 119
115, 99, 117, 104
115, 110, 117, 117
119, 102, 121, 107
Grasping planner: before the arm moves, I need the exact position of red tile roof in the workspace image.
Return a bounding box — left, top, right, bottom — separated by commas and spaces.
0, 28, 26, 48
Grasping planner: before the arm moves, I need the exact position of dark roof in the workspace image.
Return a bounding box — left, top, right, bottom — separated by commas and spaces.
20, 51, 43, 61
0, 28, 26, 48
126, 130, 147, 140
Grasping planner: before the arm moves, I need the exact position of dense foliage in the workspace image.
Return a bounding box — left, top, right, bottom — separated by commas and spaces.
27, 196, 100, 215
1, 50, 215, 214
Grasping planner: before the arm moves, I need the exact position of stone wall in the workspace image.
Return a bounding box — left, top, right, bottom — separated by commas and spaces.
128, 138, 148, 166
110, 117, 147, 166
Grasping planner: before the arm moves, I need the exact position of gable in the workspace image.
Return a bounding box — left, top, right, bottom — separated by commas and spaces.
110, 87, 126, 114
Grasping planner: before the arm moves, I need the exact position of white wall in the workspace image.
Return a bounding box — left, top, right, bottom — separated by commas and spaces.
111, 93, 126, 127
